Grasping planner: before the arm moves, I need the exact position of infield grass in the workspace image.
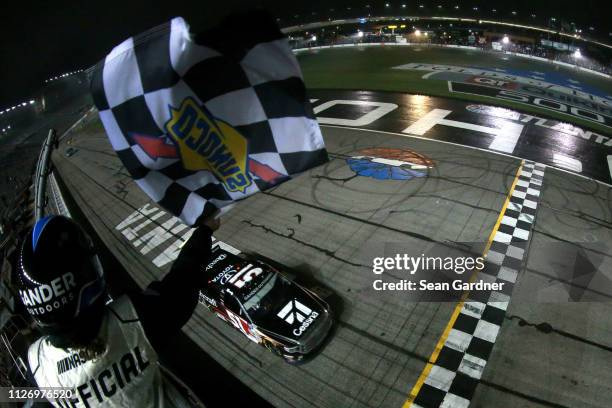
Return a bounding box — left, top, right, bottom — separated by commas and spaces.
297, 46, 612, 134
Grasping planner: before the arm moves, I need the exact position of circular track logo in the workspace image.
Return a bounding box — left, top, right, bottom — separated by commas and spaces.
346, 148, 434, 180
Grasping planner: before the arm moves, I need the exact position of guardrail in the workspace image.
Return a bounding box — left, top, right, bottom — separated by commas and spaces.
33, 129, 57, 221
47, 172, 71, 218
29, 108, 95, 222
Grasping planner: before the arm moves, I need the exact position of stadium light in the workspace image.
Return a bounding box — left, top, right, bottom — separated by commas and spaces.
573, 49, 582, 58
415, 29, 421, 36
29, 100, 35, 104
402, 4, 406, 8
502, 35, 510, 44
385, 3, 390, 7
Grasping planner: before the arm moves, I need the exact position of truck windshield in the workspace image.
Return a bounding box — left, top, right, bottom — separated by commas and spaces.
242, 273, 292, 320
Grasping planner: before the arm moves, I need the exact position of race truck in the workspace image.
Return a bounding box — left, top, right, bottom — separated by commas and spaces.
199, 246, 333, 362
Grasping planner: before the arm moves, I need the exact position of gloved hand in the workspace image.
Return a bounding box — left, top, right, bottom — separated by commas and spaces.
200, 214, 221, 232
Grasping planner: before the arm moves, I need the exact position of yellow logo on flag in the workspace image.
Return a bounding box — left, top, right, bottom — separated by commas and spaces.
165, 97, 252, 193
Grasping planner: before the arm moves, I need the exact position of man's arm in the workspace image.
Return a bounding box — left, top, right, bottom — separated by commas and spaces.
130, 218, 218, 347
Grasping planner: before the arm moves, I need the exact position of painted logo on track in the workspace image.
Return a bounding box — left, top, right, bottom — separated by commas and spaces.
346, 148, 434, 180
129, 97, 285, 191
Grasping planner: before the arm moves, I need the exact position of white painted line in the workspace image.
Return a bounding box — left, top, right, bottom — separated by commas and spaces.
424, 365, 455, 391
505, 245, 525, 260
523, 199, 538, 209
59, 107, 96, 141
501, 215, 518, 227
473, 320, 500, 343
516, 179, 530, 188
458, 354, 487, 380
498, 267, 519, 283
113, 204, 243, 269
441, 393, 471, 408
507, 202, 523, 212
422, 71, 440, 79
512, 228, 530, 241
460, 302, 485, 319
402, 109, 451, 135
446, 329, 473, 353
493, 231, 512, 243
314, 100, 398, 126
526, 187, 540, 197
402, 108, 523, 154
488, 291, 510, 305
485, 250, 505, 266
214, 240, 241, 255
530, 178, 543, 186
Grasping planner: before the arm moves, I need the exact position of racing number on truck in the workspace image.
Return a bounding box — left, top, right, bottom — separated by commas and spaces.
228, 264, 263, 288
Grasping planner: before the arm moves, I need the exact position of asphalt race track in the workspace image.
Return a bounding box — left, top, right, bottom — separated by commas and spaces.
309, 90, 612, 185
49, 92, 612, 408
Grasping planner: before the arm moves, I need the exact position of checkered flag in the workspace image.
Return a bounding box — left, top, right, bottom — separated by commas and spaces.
90, 12, 327, 225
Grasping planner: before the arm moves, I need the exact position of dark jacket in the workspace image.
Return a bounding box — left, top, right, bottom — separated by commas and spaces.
129, 225, 213, 348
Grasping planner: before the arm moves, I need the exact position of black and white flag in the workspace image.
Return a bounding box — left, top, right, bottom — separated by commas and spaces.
91, 12, 327, 225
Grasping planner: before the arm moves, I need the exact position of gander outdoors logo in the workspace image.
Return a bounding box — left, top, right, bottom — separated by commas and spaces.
130, 97, 285, 193
277, 299, 319, 337
347, 148, 434, 180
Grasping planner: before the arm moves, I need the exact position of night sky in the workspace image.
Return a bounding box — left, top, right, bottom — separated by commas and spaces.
1, 0, 610, 109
